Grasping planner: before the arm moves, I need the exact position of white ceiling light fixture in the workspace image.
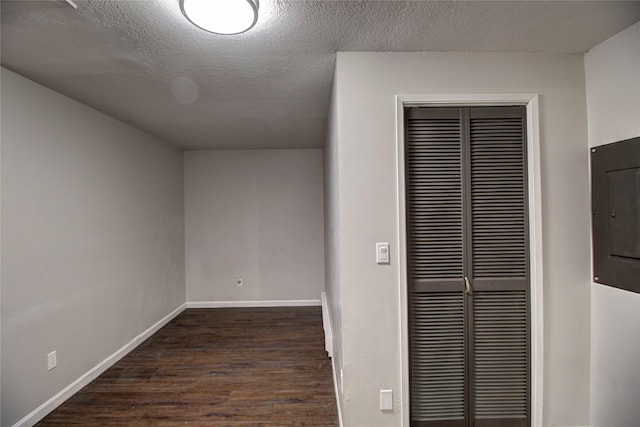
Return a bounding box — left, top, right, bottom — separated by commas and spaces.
180, 0, 259, 35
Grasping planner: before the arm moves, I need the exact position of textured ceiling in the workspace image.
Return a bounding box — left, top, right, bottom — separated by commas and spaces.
2, 0, 640, 149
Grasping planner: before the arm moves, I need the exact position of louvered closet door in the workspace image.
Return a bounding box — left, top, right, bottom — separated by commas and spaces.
406, 106, 529, 427
468, 107, 529, 427
406, 108, 466, 427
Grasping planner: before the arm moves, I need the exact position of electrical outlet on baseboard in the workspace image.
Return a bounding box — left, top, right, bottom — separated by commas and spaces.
236, 276, 243, 287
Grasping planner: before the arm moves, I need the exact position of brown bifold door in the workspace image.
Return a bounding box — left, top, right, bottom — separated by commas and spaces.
406, 106, 530, 427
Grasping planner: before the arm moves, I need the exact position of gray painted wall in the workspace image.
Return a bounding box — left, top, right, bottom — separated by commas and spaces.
1, 68, 186, 426
328, 51, 591, 426
324, 71, 343, 395
585, 21, 640, 427
184, 149, 325, 302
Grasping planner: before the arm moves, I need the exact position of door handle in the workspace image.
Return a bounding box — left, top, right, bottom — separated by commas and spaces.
464, 277, 472, 295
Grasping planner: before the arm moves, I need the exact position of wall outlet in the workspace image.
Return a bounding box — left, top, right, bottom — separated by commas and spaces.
47, 351, 57, 371
380, 389, 393, 411
236, 277, 243, 286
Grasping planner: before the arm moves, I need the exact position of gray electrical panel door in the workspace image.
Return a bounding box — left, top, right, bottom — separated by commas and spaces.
591, 136, 640, 294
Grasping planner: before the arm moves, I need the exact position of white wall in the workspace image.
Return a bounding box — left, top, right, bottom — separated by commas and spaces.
324, 71, 344, 387
585, 21, 640, 427
0, 68, 185, 426
329, 52, 591, 426
184, 149, 325, 303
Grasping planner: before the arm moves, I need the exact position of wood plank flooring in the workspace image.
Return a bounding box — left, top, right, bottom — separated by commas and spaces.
37, 307, 339, 426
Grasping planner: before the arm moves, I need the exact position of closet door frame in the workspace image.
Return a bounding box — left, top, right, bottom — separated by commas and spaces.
396, 94, 543, 427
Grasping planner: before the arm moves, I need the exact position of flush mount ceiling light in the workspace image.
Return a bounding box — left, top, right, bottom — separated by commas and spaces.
180, 0, 259, 35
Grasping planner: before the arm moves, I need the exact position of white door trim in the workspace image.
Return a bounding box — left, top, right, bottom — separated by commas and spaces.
395, 94, 544, 427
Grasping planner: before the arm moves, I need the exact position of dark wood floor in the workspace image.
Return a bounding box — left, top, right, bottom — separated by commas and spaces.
38, 307, 339, 426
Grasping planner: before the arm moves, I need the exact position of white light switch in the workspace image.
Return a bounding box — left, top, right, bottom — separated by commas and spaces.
376, 242, 390, 264
380, 389, 393, 411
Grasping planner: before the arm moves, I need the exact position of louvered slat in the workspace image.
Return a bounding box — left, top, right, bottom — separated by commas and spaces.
470, 116, 527, 278
407, 115, 463, 280
410, 292, 465, 424
473, 291, 528, 424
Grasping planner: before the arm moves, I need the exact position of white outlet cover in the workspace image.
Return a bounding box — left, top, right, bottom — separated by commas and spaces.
47, 351, 57, 371
380, 389, 393, 411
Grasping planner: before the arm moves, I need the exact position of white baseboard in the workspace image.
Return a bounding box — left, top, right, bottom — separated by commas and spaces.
186, 299, 321, 308
330, 355, 344, 427
321, 292, 333, 357
12, 304, 186, 427
322, 292, 342, 426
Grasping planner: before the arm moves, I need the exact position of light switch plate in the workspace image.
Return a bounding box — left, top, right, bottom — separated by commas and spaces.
376, 242, 390, 264
380, 389, 393, 411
